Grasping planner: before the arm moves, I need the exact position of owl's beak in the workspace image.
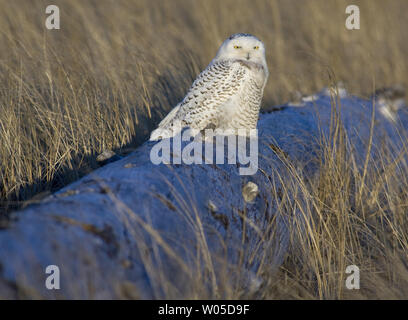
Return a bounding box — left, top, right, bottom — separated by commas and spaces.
246, 53, 250, 60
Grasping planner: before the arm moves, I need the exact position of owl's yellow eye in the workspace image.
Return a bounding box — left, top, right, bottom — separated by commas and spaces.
254, 46, 259, 50
233, 45, 241, 49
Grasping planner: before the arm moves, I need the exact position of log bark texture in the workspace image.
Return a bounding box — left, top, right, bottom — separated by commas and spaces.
0, 93, 406, 299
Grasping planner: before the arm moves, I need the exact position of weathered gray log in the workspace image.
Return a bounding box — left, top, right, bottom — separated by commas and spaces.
0, 92, 406, 299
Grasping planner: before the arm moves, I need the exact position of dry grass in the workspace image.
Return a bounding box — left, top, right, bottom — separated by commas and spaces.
0, 0, 407, 299
258, 99, 408, 299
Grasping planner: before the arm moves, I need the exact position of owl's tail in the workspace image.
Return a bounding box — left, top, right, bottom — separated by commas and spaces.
149, 105, 182, 141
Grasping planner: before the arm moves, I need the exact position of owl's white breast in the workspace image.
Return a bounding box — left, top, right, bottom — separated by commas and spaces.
216, 60, 267, 131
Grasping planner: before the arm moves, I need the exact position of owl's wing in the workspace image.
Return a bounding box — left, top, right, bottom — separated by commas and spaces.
150, 60, 248, 140
177, 60, 247, 128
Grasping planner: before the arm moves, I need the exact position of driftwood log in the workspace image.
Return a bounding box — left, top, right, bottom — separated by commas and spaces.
0, 91, 406, 299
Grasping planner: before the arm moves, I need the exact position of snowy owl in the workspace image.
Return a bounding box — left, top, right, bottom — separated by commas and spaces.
150, 33, 269, 141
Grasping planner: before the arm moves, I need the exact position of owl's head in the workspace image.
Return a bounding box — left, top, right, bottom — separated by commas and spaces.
214, 33, 267, 66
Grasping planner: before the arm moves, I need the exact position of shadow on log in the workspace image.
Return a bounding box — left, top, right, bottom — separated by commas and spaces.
0, 91, 406, 299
